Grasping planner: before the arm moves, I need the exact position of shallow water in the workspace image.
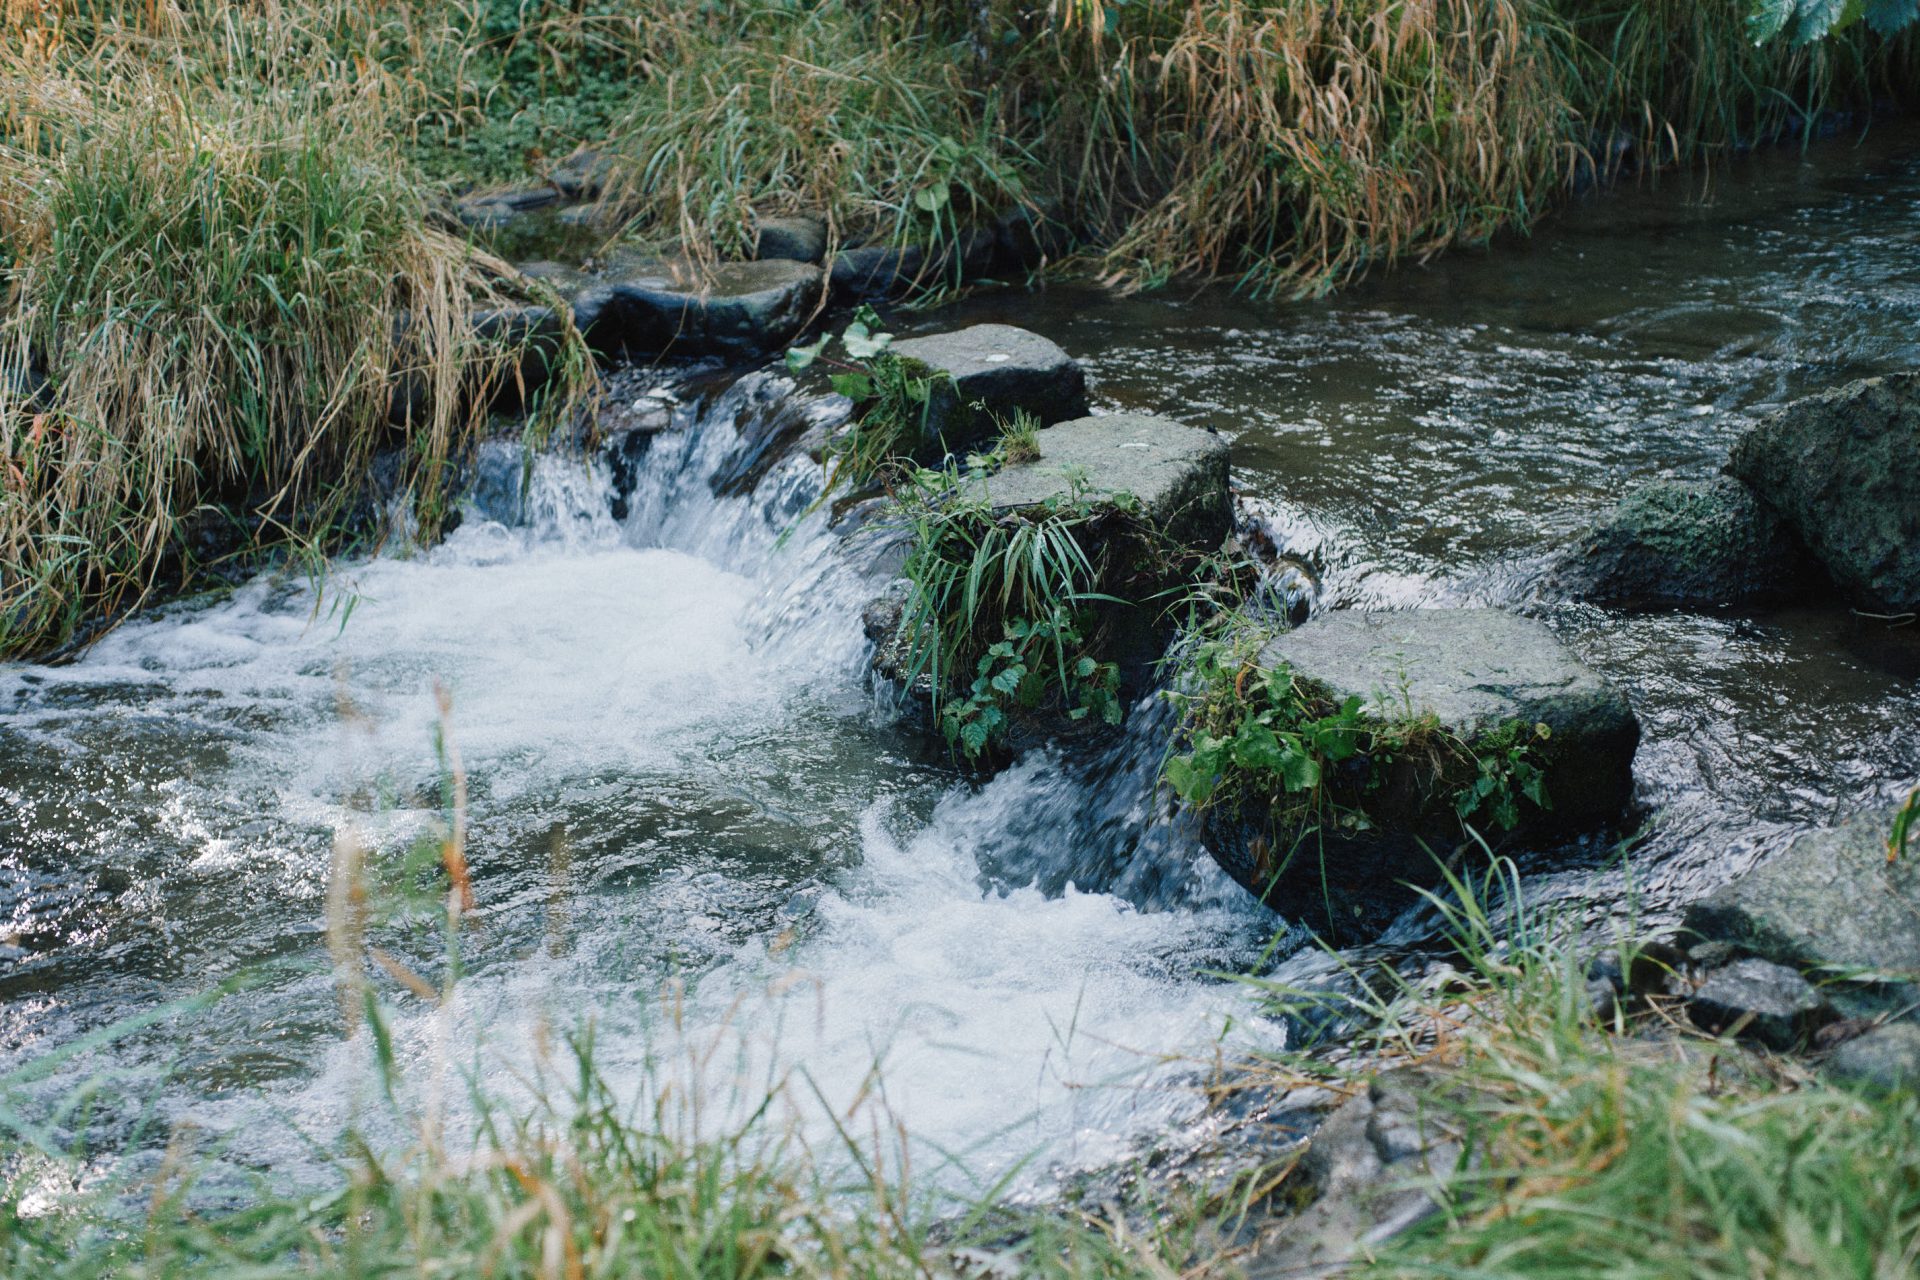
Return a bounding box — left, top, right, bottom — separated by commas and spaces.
6, 127, 1920, 1199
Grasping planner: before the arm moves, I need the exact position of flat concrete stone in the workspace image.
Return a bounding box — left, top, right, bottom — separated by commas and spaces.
1206, 609, 1639, 937
887, 323, 1090, 459
1688, 957, 1832, 1050
1827, 1021, 1920, 1091
572, 258, 822, 358
1684, 806, 1920, 978
1258, 609, 1639, 828
977, 413, 1230, 550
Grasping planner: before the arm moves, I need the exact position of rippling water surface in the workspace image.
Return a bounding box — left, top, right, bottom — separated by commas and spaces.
5, 127, 1920, 1197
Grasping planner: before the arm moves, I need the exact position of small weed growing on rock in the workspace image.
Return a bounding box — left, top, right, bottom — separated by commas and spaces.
996, 409, 1042, 463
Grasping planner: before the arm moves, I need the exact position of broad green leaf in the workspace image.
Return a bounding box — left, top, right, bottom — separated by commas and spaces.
785, 334, 829, 372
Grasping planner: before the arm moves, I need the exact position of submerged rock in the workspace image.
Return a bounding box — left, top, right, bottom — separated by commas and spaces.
1730, 373, 1920, 613
1553, 476, 1816, 609
975, 412, 1231, 550
573, 258, 823, 358
1687, 957, 1833, 1050
1683, 805, 1920, 978
455, 186, 562, 229
1207, 609, 1639, 938
887, 324, 1091, 461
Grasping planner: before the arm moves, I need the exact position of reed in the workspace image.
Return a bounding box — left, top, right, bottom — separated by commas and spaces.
0, 2, 588, 660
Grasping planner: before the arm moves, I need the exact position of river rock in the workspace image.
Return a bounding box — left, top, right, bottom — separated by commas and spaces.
572, 258, 822, 358
1687, 957, 1832, 1050
1244, 1072, 1462, 1279
1208, 609, 1639, 937
1729, 373, 1920, 612
753, 214, 827, 264
1826, 1021, 1920, 1091
455, 185, 561, 229
886, 324, 1091, 461
1554, 476, 1816, 609
829, 243, 927, 297
1683, 805, 1920, 978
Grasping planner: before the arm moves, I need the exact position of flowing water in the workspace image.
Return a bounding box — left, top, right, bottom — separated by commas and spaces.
5, 128, 1920, 1202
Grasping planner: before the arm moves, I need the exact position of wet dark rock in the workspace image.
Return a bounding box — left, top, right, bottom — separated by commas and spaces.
1553, 476, 1818, 609
1687, 957, 1833, 1050
995, 203, 1076, 270
973, 412, 1230, 551
1683, 804, 1920, 978
1826, 1020, 1920, 1091
573, 258, 823, 358
1244, 1072, 1462, 1279
886, 324, 1090, 461
828, 243, 927, 298
1209, 609, 1639, 938
753, 214, 827, 265
546, 148, 610, 200
1730, 373, 1920, 612
455, 186, 562, 229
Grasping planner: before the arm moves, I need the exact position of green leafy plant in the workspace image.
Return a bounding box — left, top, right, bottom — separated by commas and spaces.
1748, 0, 1920, 44
888, 456, 1169, 759
788, 305, 951, 492
938, 611, 1122, 756
1891, 782, 1920, 862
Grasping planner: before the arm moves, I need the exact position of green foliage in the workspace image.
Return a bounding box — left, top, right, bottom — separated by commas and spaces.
939, 612, 1122, 756
891, 461, 1156, 759
1891, 783, 1920, 861
597, 1, 1027, 283
1749, 0, 1920, 43
1161, 627, 1551, 840
789, 306, 950, 492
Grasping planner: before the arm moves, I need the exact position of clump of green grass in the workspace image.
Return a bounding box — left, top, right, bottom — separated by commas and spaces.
1245, 856, 1920, 1279
594, 1, 1027, 286
0, 6, 588, 660
891, 463, 1142, 757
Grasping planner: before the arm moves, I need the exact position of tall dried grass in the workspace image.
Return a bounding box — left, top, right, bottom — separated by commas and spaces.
0, 2, 586, 660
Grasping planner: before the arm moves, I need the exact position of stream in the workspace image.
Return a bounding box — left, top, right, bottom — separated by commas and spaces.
4, 126, 1920, 1205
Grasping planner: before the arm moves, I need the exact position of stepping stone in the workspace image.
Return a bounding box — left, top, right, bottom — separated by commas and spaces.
888, 324, 1090, 461
973, 412, 1230, 551
1207, 608, 1639, 939
572, 258, 823, 358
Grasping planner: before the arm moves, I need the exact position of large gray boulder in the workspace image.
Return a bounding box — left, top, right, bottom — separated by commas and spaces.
1730, 373, 1920, 612
1827, 1021, 1920, 1091
1683, 805, 1920, 979
1208, 609, 1639, 937
975, 412, 1230, 550
887, 324, 1089, 461
572, 258, 822, 358
1553, 477, 1816, 609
